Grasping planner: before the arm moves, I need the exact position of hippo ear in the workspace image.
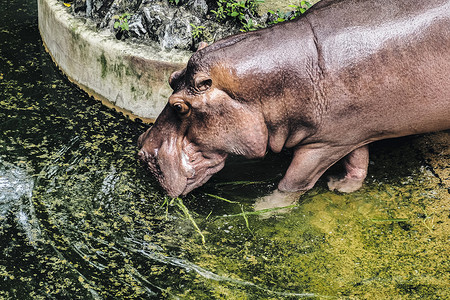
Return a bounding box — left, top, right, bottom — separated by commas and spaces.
194, 73, 212, 92
197, 42, 208, 51
169, 69, 185, 89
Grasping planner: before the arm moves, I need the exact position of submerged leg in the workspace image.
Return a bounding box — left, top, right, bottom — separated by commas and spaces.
278, 145, 351, 192
255, 145, 367, 212
327, 145, 369, 193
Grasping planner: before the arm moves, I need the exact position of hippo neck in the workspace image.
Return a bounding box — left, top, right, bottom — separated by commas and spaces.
196, 19, 326, 153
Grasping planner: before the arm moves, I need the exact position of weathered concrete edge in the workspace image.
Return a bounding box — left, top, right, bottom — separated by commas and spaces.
38, 0, 191, 122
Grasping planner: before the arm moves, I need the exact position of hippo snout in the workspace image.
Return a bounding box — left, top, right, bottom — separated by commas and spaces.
137, 129, 151, 150
137, 143, 161, 174
137, 149, 146, 162
137, 148, 155, 163
138, 128, 230, 197
137, 127, 163, 170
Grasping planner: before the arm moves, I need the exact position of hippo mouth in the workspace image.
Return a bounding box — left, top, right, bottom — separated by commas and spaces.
138, 137, 227, 197
179, 138, 228, 195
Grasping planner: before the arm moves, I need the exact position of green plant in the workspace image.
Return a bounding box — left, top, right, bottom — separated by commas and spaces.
267, 9, 289, 24
268, 1, 313, 25
112, 13, 131, 32
241, 18, 259, 32
211, 0, 264, 32
190, 23, 206, 40
290, 0, 313, 17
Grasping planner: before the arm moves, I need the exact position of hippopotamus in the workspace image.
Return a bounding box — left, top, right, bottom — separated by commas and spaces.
137, 0, 450, 198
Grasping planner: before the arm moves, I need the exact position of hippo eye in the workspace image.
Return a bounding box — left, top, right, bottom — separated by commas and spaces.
171, 101, 190, 116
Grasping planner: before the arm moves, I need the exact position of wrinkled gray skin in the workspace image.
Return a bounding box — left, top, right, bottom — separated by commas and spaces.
138, 0, 450, 198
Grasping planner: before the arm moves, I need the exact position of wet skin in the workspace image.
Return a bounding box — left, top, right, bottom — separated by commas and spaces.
138, 0, 450, 198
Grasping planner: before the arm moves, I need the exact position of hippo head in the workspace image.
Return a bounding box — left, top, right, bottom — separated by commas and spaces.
137, 43, 269, 197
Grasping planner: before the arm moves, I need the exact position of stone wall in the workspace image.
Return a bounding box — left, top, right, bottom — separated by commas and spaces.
38, 0, 191, 122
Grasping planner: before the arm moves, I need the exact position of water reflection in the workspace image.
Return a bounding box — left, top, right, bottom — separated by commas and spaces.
0, 159, 40, 244
1, 0, 449, 298
0, 160, 33, 218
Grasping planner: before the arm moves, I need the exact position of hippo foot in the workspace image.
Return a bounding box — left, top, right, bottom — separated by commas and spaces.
253, 190, 304, 216
327, 175, 364, 193
327, 145, 368, 193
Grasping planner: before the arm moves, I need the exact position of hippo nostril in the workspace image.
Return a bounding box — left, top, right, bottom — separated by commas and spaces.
138, 150, 148, 161
138, 148, 159, 163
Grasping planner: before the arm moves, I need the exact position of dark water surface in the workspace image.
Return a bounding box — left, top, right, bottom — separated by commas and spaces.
1, 0, 449, 298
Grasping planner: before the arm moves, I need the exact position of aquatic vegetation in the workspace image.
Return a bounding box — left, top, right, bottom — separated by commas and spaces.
1, 0, 449, 298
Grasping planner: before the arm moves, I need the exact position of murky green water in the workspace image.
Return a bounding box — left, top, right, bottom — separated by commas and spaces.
1, 0, 449, 298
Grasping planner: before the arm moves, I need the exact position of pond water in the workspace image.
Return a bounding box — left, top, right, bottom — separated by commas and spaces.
1, 0, 449, 298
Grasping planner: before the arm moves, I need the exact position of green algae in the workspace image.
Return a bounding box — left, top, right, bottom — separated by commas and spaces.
1, 0, 449, 299
99, 52, 107, 79
98, 52, 141, 84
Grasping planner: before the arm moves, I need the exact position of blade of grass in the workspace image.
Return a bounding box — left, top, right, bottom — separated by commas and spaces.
214, 180, 268, 187
222, 204, 298, 217
206, 193, 239, 204
175, 198, 206, 245
240, 204, 253, 235
161, 196, 175, 220
206, 194, 254, 233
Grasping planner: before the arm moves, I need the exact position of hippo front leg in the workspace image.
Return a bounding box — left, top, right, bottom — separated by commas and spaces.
327, 145, 369, 193
278, 145, 355, 192
254, 145, 355, 211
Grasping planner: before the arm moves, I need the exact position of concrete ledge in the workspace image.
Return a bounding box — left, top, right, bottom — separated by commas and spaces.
38, 0, 191, 122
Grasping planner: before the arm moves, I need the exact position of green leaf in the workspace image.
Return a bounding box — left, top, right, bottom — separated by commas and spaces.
114, 22, 119, 29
